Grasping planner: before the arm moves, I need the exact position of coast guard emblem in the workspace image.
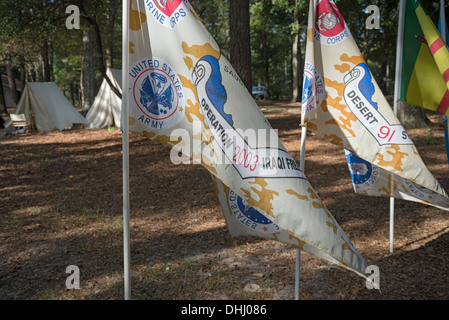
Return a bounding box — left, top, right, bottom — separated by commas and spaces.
314, 0, 349, 45
129, 57, 184, 130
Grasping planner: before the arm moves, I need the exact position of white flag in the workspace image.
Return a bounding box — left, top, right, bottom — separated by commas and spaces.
213, 175, 363, 268
127, 0, 369, 279
302, 0, 449, 211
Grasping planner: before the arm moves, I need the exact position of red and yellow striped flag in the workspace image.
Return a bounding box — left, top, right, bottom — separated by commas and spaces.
401, 0, 449, 114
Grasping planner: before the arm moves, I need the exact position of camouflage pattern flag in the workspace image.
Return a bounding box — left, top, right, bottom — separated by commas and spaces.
345, 150, 449, 210
126, 0, 369, 279
212, 175, 362, 267
302, 0, 449, 211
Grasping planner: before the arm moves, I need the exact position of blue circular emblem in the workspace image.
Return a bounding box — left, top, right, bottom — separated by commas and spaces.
129, 57, 184, 130
134, 68, 178, 121
302, 62, 324, 118
346, 152, 372, 184
302, 70, 316, 108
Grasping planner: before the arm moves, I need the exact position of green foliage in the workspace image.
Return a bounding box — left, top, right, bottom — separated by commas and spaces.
190, 0, 230, 55
3, 0, 444, 103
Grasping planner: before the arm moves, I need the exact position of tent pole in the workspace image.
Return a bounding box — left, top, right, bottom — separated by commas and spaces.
391, 0, 406, 253
295, 124, 307, 300
122, 0, 131, 300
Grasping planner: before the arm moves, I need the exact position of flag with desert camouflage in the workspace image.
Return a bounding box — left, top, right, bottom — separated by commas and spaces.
126, 0, 369, 279
302, 0, 449, 211
212, 175, 362, 267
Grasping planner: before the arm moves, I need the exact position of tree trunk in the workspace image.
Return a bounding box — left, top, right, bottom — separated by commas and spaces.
5, 63, 19, 108
291, 3, 301, 102
41, 40, 51, 82
70, 84, 76, 106
82, 28, 95, 113
0, 74, 8, 115
79, 2, 122, 99
20, 61, 26, 91
36, 60, 43, 82
264, 40, 270, 92
396, 101, 429, 129
229, 0, 252, 92
292, 32, 300, 102
105, 1, 117, 69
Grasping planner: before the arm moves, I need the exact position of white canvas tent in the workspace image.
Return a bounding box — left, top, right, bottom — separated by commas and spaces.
86, 68, 122, 129
10, 82, 86, 132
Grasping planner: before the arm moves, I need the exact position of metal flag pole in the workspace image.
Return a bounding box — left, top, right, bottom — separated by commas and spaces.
295, 248, 301, 300
440, 0, 449, 166
295, 124, 307, 300
391, 0, 406, 253
122, 0, 131, 300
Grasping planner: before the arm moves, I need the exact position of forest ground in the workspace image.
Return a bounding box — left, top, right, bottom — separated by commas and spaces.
1, 101, 449, 300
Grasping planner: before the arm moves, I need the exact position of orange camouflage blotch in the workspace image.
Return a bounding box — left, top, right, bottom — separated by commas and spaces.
324, 77, 345, 96
286, 189, 309, 201
340, 53, 365, 66
324, 95, 357, 138
178, 74, 208, 127
240, 178, 279, 218
306, 121, 318, 132
322, 78, 358, 137
178, 75, 199, 101
142, 131, 180, 147
376, 145, 408, 172
197, 129, 218, 159
307, 28, 314, 42
322, 134, 343, 146
288, 233, 306, 250
142, 131, 155, 138
341, 236, 357, 255
306, 188, 328, 211
318, 99, 328, 113
334, 63, 351, 74
181, 41, 220, 60
326, 221, 338, 235
378, 174, 397, 197
312, 201, 326, 210
184, 56, 194, 70
307, 187, 319, 200
269, 231, 281, 242
185, 98, 206, 124
129, 0, 147, 31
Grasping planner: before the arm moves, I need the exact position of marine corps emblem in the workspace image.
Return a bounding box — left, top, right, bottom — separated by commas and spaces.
314, 0, 349, 45
146, 0, 188, 28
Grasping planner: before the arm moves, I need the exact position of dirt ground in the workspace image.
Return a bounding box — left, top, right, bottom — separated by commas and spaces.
1, 102, 449, 300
